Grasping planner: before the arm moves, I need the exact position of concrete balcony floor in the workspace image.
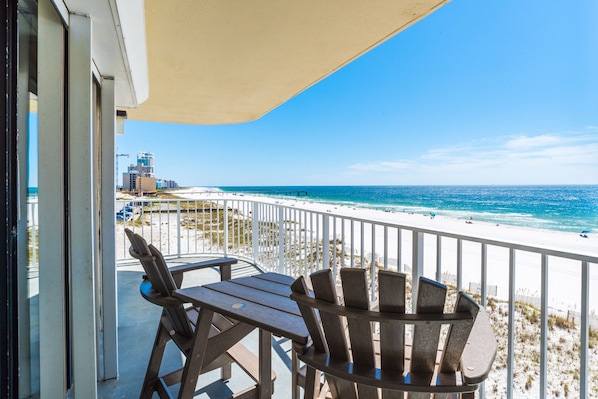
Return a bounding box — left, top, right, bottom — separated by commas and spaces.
98, 257, 296, 399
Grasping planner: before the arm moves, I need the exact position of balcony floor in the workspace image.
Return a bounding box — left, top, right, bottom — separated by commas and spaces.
98, 257, 297, 399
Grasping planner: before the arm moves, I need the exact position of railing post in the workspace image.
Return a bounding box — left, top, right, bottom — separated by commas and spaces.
315, 214, 320, 268
411, 230, 424, 312
581, 261, 589, 399
360, 222, 365, 268
481, 243, 487, 307
397, 228, 402, 272
350, 220, 355, 268
540, 254, 548, 399
371, 224, 376, 301
479, 243, 488, 399
436, 235, 442, 282
223, 200, 229, 257
340, 218, 346, 269
176, 201, 181, 258
252, 202, 259, 265
322, 215, 330, 274
456, 238, 462, 292
278, 206, 285, 274
383, 226, 388, 271
332, 217, 337, 274
507, 248, 516, 399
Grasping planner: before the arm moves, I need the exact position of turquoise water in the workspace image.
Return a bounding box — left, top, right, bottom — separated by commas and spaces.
219, 185, 598, 234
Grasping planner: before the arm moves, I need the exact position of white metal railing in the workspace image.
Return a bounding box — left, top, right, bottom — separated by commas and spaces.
27, 199, 39, 270
113, 198, 598, 397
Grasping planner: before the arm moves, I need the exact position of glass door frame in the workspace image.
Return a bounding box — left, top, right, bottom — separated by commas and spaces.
0, 0, 21, 397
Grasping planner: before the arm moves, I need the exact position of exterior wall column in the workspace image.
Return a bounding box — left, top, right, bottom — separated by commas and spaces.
100, 77, 118, 379
38, 0, 68, 396
68, 12, 98, 399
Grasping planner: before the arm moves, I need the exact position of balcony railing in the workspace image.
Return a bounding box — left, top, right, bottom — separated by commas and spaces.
115, 196, 598, 398
44, 196, 598, 398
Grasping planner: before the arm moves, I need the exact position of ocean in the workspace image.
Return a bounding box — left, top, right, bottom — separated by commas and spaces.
218, 185, 598, 234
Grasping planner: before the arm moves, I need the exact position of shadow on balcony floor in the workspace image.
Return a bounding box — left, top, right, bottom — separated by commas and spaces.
98, 258, 297, 398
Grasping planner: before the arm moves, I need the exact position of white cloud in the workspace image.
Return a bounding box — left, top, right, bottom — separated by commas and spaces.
505, 135, 562, 149
342, 130, 598, 185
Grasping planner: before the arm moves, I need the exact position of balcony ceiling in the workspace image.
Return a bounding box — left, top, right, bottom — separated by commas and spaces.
126, 0, 450, 125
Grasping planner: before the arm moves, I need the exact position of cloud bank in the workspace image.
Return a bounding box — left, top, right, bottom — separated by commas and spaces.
346, 129, 598, 185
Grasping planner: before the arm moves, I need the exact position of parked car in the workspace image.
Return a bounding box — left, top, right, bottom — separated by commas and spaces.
116, 210, 134, 222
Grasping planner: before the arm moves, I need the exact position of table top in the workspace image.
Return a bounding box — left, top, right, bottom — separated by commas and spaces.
174, 272, 309, 344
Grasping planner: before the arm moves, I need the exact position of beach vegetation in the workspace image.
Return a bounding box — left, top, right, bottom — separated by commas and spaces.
548, 314, 575, 331
589, 326, 598, 349
154, 191, 183, 200
515, 301, 540, 324
487, 296, 497, 312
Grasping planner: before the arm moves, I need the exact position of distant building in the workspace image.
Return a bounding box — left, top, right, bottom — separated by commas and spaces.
122, 170, 139, 191
136, 151, 154, 173
122, 152, 178, 194
123, 152, 156, 193
156, 179, 179, 189
136, 175, 157, 193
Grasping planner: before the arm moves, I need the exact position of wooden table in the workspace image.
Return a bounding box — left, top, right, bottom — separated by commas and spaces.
174, 272, 309, 399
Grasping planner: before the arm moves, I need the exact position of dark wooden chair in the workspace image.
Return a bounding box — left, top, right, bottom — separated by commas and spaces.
290, 268, 496, 399
125, 228, 272, 399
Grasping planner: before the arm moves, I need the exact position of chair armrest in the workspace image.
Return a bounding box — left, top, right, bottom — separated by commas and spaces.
140, 280, 184, 307
460, 309, 497, 385
169, 257, 238, 281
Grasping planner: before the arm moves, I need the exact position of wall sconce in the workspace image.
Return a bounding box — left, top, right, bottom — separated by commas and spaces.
116, 110, 127, 135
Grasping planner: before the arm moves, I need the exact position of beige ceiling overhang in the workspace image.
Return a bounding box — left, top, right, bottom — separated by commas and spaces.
127, 0, 450, 125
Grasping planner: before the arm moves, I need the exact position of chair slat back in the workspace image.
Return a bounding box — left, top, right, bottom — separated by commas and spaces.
125, 228, 193, 338
410, 278, 446, 374
292, 268, 482, 399
125, 228, 175, 296
408, 278, 447, 399
440, 292, 479, 373
310, 270, 357, 399
378, 270, 406, 372
378, 271, 406, 399
338, 269, 377, 399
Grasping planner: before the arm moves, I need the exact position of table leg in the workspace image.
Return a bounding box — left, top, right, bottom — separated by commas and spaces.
292, 348, 299, 399
259, 329, 273, 398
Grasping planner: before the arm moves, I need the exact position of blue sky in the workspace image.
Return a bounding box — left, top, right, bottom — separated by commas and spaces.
115, 0, 598, 187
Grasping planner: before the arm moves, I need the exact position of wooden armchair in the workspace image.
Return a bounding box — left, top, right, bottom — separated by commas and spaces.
290, 268, 497, 399
125, 229, 271, 399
